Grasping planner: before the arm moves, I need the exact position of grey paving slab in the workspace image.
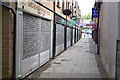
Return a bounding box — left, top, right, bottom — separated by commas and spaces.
27, 36, 107, 78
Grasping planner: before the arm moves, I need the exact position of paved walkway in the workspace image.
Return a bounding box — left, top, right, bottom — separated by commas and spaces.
27, 37, 107, 78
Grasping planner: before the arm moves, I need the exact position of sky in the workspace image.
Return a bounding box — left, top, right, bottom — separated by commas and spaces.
77, 0, 95, 15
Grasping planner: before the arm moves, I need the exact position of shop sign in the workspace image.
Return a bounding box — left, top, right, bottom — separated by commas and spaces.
17, 1, 52, 20
55, 15, 66, 25
90, 21, 95, 24
68, 19, 75, 26
71, 16, 77, 20
75, 21, 80, 25
92, 8, 99, 18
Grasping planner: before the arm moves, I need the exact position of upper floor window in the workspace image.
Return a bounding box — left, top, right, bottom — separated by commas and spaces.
75, 11, 76, 13
57, 0, 60, 8
68, 2, 70, 9
70, 6, 72, 10
62, 0, 64, 10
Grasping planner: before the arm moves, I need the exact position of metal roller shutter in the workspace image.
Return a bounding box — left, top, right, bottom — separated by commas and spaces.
67, 27, 71, 48
40, 18, 51, 66
56, 24, 64, 56
116, 40, 120, 80
73, 29, 75, 44
76, 29, 77, 42
22, 13, 51, 76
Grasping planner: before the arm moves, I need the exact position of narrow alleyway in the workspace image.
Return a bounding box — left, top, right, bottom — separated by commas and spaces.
27, 35, 107, 78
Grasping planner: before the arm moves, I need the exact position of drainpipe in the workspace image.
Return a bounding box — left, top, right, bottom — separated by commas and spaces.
0, 3, 16, 78
97, 8, 100, 55
53, 1, 56, 59
64, 0, 68, 50
71, 0, 73, 46
64, 15, 67, 50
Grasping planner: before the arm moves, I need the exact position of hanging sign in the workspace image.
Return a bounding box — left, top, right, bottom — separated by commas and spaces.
75, 21, 80, 25
63, 9, 72, 16
71, 16, 77, 20
92, 8, 99, 18
68, 19, 75, 26
55, 15, 66, 25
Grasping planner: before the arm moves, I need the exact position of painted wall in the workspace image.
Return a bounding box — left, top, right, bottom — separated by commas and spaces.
41, 1, 53, 11
118, 2, 120, 39
99, 2, 118, 78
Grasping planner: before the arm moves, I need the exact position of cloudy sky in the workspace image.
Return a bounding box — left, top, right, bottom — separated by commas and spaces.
77, 0, 95, 15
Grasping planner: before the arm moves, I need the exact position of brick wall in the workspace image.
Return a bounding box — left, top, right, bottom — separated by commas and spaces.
2, 2, 16, 78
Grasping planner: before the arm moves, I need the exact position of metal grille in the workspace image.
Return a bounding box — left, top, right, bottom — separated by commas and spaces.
78, 30, 80, 39
67, 27, 71, 47
22, 13, 51, 60
117, 40, 120, 80
56, 24, 64, 46
23, 13, 40, 60
73, 29, 75, 43
40, 19, 51, 53
67, 27, 71, 42
76, 29, 78, 41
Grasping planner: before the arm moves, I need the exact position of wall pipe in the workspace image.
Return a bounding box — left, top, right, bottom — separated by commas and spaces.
53, 1, 56, 59
0, 3, 16, 79
71, 0, 74, 46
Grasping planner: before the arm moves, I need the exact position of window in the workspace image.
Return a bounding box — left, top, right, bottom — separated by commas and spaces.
68, 2, 70, 9
57, 0, 60, 8
62, 0, 64, 10
70, 6, 72, 10
75, 11, 76, 13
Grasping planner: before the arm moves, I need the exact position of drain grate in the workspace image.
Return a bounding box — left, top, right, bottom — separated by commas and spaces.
61, 59, 73, 62
52, 61, 61, 64
85, 51, 90, 52
89, 52, 95, 54
84, 42, 88, 43
80, 46, 84, 47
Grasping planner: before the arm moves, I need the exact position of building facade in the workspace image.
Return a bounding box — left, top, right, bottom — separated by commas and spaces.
0, 0, 81, 79
95, 1, 119, 78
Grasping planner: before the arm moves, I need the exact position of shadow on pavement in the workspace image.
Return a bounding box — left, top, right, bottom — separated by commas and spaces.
89, 38, 108, 78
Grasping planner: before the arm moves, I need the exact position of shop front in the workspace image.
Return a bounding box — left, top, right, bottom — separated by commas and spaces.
55, 15, 66, 56
73, 27, 75, 44
67, 26, 71, 48
16, 1, 53, 78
